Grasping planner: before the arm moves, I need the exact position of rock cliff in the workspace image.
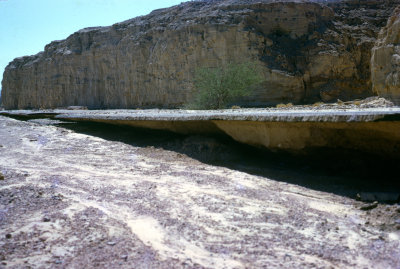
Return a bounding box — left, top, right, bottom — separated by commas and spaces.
371, 6, 400, 105
2, 0, 400, 109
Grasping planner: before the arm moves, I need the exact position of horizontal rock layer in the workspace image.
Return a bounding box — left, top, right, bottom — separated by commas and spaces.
2, 0, 400, 109
2, 107, 400, 156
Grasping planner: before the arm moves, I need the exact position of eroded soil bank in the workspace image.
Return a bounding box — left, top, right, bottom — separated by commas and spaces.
0, 115, 399, 268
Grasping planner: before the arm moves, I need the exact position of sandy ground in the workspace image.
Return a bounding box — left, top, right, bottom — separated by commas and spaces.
0, 115, 399, 268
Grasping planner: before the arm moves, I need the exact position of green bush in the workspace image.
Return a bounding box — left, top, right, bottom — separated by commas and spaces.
187, 62, 264, 109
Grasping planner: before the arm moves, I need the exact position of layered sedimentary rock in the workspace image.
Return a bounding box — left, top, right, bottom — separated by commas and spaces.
2, 103, 400, 156
371, 7, 400, 105
2, 0, 400, 109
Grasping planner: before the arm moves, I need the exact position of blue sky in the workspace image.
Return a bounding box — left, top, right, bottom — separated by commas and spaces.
0, 0, 183, 91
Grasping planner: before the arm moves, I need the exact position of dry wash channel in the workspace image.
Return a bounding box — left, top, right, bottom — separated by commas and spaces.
0, 112, 400, 268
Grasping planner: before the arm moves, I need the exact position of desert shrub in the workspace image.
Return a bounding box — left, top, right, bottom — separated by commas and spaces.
187, 62, 264, 109
276, 103, 293, 108
313, 102, 324, 107
276, 103, 286, 108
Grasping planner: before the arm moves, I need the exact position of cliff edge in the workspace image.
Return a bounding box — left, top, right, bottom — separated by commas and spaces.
2, 0, 399, 109
371, 6, 400, 105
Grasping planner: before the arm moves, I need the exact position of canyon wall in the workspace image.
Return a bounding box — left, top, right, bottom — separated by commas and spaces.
371, 7, 400, 105
2, 0, 400, 109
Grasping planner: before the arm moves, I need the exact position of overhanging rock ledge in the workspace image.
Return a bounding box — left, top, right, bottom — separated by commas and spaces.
2, 107, 400, 156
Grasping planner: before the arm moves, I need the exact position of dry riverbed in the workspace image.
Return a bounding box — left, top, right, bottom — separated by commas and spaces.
0, 115, 399, 268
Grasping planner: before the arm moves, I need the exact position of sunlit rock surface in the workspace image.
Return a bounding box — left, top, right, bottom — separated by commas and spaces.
2, 103, 400, 156
2, 0, 400, 109
1, 115, 400, 268
371, 6, 400, 105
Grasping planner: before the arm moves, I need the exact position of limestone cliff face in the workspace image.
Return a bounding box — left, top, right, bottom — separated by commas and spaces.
371, 7, 400, 105
2, 0, 400, 109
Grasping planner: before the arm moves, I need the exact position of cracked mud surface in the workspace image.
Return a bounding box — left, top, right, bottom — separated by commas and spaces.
0, 115, 399, 268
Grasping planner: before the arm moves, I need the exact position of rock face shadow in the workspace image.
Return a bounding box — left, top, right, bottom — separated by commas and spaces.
53, 119, 400, 203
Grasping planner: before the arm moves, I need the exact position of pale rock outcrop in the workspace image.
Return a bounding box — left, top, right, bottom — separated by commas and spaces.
2, 0, 400, 109
2, 104, 400, 156
371, 6, 400, 104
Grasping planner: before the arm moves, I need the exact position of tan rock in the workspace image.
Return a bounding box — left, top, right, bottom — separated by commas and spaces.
371, 7, 400, 104
2, 0, 400, 109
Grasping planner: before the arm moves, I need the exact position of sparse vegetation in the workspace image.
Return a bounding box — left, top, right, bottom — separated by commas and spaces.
187, 62, 264, 110
276, 103, 293, 108
313, 102, 325, 107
